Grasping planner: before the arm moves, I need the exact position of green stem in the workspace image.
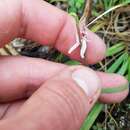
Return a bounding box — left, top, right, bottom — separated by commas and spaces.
81, 102, 104, 130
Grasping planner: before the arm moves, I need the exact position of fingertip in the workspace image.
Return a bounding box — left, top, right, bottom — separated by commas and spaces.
97, 72, 129, 103
85, 29, 106, 64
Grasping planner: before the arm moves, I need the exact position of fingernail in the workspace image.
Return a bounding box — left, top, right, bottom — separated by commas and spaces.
72, 68, 100, 97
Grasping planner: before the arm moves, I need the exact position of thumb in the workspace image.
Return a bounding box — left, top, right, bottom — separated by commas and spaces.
0, 66, 101, 130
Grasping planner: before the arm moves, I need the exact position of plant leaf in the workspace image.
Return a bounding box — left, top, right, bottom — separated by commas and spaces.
65, 60, 81, 65
107, 53, 127, 73
81, 102, 104, 130
102, 84, 128, 93
106, 43, 125, 57
117, 57, 129, 75
128, 57, 130, 81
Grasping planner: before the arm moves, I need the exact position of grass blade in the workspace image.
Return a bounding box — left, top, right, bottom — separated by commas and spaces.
81, 102, 104, 130
90, 22, 106, 32
87, 2, 130, 27
128, 57, 130, 81
117, 58, 129, 75
107, 53, 127, 73
102, 84, 128, 93
106, 43, 125, 57
65, 60, 81, 65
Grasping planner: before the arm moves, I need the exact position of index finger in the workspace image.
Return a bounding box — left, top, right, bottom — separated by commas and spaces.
0, 0, 106, 64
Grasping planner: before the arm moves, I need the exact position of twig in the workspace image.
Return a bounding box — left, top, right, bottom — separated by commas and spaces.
80, 0, 93, 25
5, 44, 19, 56
86, 4, 127, 27
0, 48, 9, 55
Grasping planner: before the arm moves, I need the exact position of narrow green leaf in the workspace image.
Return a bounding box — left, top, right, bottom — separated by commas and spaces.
106, 43, 125, 57
87, 3, 130, 27
81, 103, 104, 130
108, 0, 114, 9
65, 60, 81, 65
103, 0, 109, 10
69, 12, 79, 22
102, 84, 128, 93
107, 53, 126, 73
128, 57, 130, 81
90, 22, 106, 32
117, 59, 129, 75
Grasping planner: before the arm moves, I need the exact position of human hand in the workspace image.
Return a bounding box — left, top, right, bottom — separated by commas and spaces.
0, 0, 128, 130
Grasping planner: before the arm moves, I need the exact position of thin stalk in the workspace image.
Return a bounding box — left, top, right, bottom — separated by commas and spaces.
87, 2, 130, 27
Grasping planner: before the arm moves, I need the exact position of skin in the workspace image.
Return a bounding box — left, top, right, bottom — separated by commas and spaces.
0, 0, 129, 130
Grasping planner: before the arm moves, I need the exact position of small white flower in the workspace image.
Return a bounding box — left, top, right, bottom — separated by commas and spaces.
68, 30, 80, 54
80, 36, 87, 59
68, 26, 88, 59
